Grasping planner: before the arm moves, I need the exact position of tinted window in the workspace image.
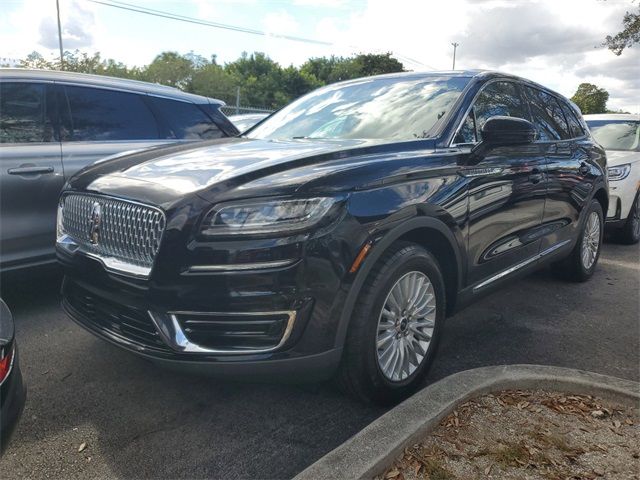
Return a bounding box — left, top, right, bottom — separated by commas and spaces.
63, 86, 159, 141
148, 96, 222, 140
525, 87, 570, 141
473, 82, 529, 141
561, 103, 586, 138
454, 111, 477, 144
248, 75, 471, 141
0, 82, 54, 143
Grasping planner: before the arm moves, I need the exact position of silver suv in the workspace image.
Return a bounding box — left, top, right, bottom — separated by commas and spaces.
0, 69, 238, 272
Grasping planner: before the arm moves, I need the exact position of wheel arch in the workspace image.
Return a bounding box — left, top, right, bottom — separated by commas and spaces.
592, 187, 608, 217
333, 217, 464, 350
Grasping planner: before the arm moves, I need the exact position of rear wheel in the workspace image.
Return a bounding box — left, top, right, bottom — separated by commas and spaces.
552, 199, 603, 282
338, 242, 445, 405
616, 192, 640, 245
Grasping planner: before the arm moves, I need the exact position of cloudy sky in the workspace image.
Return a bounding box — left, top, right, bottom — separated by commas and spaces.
1, 0, 638, 112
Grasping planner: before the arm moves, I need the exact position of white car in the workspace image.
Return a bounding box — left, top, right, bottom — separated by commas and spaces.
585, 114, 640, 244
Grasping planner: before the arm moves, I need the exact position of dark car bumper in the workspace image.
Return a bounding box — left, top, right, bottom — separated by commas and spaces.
1, 347, 26, 454
57, 220, 360, 380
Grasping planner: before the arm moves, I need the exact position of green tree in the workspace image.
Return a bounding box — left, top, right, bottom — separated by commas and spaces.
18, 51, 54, 70
352, 53, 404, 77
190, 62, 237, 104
605, 4, 640, 55
15, 50, 405, 110
571, 83, 610, 114
143, 51, 195, 89
301, 53, 404, 84
225, 52, 285, 108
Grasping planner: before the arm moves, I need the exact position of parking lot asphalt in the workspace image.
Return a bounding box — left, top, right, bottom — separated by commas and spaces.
0, 242, 638, 479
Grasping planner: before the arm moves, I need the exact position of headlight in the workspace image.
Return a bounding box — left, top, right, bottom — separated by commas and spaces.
201, 197, 338, 236
608, 164, 631, 181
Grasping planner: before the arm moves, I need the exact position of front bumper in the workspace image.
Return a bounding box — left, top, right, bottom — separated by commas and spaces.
606, 169, 639, 225
57, 214, 362, 380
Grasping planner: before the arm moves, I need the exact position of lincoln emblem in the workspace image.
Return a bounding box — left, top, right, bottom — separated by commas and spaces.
89, 202, 102, 245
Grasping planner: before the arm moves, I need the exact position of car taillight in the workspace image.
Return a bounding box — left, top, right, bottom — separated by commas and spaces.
0, 345, 15, 385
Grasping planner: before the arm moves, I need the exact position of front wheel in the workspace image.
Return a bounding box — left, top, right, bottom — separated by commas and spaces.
338, 242, 445, 405
552, 199, 604, 282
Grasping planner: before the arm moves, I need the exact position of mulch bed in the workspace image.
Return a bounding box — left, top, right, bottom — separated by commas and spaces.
377, 389, 639, 480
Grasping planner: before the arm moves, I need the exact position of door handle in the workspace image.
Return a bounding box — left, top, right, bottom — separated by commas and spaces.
529, 168, 544, 184
8, 166, 54, 175
578, 163, 590, 175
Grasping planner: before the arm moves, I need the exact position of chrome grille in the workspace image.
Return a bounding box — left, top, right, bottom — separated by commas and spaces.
61, 193, 166, 275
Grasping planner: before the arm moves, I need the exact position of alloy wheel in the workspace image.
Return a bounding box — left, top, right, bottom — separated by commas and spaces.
375, 271, 436, 382
581, 211, 601, 270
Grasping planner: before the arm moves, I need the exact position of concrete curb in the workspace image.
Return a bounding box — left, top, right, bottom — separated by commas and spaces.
295, 365, 640, 480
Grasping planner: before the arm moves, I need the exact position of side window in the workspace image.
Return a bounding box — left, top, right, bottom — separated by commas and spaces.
525, 87, 570, 141
454, 110, 477, 144
62, 86, 159, 141
473, 81, 529, 141
148, 96, 223, 140
0, 82, 54, 143
560, 102, 585, 138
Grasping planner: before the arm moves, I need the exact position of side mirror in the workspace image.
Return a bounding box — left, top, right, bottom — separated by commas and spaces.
470, 116, 536, 160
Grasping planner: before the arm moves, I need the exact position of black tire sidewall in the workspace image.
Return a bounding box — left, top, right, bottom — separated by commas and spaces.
357, 246, 446, 402
620, 191, 640, 244
577, 199, 604, 278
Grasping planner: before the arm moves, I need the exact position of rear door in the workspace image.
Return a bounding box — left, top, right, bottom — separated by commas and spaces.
523, 86, 591, 250
454, 80, 548, 286
0, 81, 64, 269
58, 85, 171, 181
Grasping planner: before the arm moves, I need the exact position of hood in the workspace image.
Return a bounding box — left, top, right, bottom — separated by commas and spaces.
605, 149, 640, 167
68, 137, 436, 207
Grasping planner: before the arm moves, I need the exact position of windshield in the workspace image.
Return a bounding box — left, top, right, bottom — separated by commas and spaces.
586, 120, 640, 151
247, 75, 471, 141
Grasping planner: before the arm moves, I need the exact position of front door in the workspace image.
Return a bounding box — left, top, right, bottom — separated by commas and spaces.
453, 80, 548, 286
0, 81, 64, 270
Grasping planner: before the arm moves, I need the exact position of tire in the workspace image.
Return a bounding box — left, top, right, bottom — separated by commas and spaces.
338, 242, 446, 405
552, 199, 604, 282
616, 191, 640, 245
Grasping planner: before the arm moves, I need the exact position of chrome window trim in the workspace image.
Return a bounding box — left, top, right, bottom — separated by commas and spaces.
449, 79, 589, 149
148, 310, 297, 355
449, 78, 520, 148
57, 192, 166, 279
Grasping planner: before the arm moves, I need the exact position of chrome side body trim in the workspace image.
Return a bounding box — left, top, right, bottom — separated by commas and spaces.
147, 310, 297, 355
459, 167, 504, 178
473, 239, 571, 292
186, 259, 298, 273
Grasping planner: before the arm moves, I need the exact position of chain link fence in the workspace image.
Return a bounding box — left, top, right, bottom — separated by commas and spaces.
220, 105, 275, 116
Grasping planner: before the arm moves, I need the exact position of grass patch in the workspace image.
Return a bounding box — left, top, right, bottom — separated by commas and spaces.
420, 458, 456, 480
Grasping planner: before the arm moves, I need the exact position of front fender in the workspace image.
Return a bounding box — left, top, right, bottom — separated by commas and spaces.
332, 215, 465, 350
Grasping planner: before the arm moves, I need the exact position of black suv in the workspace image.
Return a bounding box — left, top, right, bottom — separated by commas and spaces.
57, 71, 607, 403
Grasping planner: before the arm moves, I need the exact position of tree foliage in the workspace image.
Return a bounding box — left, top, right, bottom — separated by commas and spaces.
16, 50, 405, 110
571, 83, 610, 114
604, 4, 640, 55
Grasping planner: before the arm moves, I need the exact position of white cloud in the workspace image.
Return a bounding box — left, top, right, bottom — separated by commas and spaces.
293, 0, 346, 7
1, 0, 637, 112
263, 11, 300, 35
309, 0, 639, 112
